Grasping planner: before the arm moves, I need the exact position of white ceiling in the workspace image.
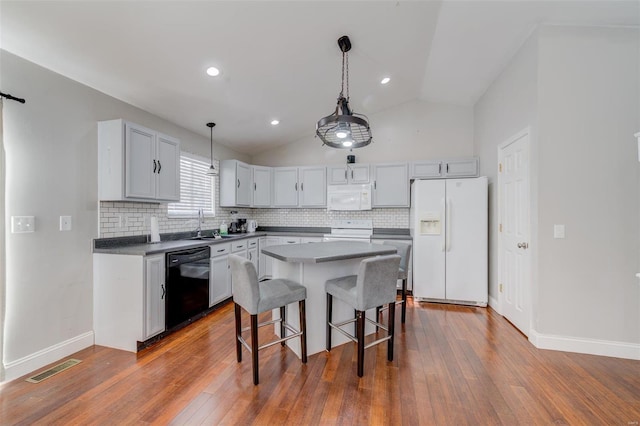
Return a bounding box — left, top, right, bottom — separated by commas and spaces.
1, 1, 638, 155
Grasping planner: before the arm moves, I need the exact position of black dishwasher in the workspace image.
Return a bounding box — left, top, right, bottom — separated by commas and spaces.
165, 246, 210, 329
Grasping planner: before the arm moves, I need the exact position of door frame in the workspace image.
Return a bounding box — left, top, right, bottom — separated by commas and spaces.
497, 127, 532, 334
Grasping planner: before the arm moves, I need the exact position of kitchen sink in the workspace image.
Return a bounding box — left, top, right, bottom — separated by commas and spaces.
187, 235, 235, 241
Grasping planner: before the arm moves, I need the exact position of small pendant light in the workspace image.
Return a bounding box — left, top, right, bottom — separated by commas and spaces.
206, 122, 218, 176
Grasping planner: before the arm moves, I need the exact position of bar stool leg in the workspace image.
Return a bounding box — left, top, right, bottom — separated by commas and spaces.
388, 302, 395, 362
234, 303, 242, 362
401, 278, 407, 324
299, 300, 307, 363
356, 310, 365, 377
326, 293, 333, 351
375, 306, 381, 331
250, 314, 259, 385
280, 306, 286, 346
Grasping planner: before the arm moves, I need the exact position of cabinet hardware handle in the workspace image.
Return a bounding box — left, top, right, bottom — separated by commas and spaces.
153, 159, 157, 173
158, 160, 161, 173
301, 182, 304, 191
374, 180, 377, 190
249, 252, 252, 260
344, 170, 347, 180
439, 163, 442, 174
237, 179, 240, 188
351, 170, 354, 179
446, 163, 449, 174
217, 249, 225, 252
254, 183, 257, 191
161, 284, 165, 299
295, 182, 298, 191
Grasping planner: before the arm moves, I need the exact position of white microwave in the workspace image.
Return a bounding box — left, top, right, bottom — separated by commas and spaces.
327, 184, 372, 211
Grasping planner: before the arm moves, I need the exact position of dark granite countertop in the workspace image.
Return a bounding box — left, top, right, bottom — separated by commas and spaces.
261, 241, 397, 263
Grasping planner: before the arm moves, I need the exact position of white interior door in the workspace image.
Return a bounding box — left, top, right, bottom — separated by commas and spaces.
499, 129, 531, 335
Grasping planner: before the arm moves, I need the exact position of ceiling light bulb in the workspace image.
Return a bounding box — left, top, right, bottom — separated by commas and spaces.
336, 131, 348, 139
342, 140, 353, 147
206, 67, 220, 77
381, 77, 391, 85
271, 120, 280, 126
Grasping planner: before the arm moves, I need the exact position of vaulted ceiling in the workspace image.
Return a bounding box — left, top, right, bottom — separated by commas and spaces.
2, 1, 638, 154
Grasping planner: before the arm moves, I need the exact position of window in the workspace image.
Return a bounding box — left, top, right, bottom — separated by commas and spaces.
168, 153, 215, 217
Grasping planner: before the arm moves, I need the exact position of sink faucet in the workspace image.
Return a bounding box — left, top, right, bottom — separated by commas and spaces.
195, 208, 204, 237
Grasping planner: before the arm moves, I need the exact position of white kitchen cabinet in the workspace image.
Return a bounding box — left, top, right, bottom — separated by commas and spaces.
98, 119, 180, 202
259, 236, 280, 280
273, 167, 299, 207
301, 237, 323, 243
247, 238, 259, 272
209, 243, 231, 306
299, 166, 326, 207
252, 166, 272, 207
220, 160, 252, 207
410, 157, 479, 179
371, 163, 409, 207
327, 164, 370, 185
94, 253, 166, 352
279, 236, 301, 244
144, 254, 166, 340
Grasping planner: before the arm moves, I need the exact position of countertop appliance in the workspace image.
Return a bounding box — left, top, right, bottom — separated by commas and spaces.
247, 220, 258, 233
327, 184, 372, 211
410, 177, 487, 306
165, 246, 210, 329
323, 219, 373, 242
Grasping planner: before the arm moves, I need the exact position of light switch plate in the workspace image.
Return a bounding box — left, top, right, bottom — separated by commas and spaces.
60, 216, 72, 231
553, 224, 565, 239
11, 216, 35, 233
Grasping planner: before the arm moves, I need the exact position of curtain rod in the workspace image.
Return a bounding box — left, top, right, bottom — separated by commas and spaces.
0, 91, 26, 104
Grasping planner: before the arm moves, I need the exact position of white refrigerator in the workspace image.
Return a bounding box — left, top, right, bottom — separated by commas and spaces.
410, 177, 488, 306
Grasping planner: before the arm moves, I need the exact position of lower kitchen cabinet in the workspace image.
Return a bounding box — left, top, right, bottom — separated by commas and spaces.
209, 243, 231, 306
372, 239, 413, 291
248, 238, 259, 272
93, 253, 166, 352
259, 236, 280, 280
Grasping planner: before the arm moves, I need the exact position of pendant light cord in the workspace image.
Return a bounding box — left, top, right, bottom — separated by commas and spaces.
339, 50, 350, 101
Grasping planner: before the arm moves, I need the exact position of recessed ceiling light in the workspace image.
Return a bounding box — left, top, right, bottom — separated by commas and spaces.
206, 67, 220, 77
380, 77, 391, 85
271, 120, 280, 126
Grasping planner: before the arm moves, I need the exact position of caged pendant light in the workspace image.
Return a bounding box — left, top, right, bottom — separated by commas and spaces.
205, 122, 218, 176
316, 35, 372, 149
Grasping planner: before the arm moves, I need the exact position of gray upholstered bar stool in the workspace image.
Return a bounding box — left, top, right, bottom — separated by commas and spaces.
229, 254, 307, 385
376, 240, 412, 324
325, 254, 401, 377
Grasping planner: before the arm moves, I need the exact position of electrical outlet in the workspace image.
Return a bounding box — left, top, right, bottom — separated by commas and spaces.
553, 224, 565, 239
11, 216, 35, 233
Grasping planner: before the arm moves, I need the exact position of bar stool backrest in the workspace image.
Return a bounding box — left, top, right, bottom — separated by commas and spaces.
356, 254, 401, 311
383, 241, 411, 279
229, 254, 260, 314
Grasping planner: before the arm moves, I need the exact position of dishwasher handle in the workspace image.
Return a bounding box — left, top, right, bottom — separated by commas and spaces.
166, 247, 211, 266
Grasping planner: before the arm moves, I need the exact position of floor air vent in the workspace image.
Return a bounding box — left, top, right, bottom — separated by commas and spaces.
26, 359, 82, 383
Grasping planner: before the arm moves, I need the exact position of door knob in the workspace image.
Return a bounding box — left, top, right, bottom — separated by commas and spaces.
517, 242, 529, 249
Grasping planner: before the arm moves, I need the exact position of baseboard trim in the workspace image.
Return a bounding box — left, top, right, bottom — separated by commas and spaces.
3, 331, 94, 383
488, 295, 500, 313
529, 329, 640, 360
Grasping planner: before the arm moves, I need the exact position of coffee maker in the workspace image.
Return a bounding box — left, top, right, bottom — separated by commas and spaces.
237, 218, 247, 233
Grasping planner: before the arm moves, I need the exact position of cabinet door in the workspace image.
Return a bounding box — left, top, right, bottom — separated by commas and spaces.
299, 166, 326, 207
252, 166, 272, 207
210, 255, 231, 306
261, 237, 280, 279
372, 163, 409, 207
328, 166, 348, 185
411, 161, 443, 179
125, 123, 156, 199
349, 164, 370, 183
248, 247, 258, 271
236, 161, 252, 206
144, 255, 165, 339
156, 133, 181, 201
273, 167, 298, 207
443, 158, 479, 178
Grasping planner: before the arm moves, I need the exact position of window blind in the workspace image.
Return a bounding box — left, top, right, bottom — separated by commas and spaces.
168, 153, 215, 217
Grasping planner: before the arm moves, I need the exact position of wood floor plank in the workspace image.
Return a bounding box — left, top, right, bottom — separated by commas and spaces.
1, 299, 639, 425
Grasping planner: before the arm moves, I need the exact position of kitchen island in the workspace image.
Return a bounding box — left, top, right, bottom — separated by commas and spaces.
261, 241, 397, 357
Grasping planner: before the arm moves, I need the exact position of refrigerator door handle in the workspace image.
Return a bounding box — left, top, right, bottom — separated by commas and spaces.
441, 198, 446, 251
446, 197, 452, 251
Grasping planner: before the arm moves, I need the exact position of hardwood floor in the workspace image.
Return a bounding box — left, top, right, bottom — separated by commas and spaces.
1, 299, 639, 425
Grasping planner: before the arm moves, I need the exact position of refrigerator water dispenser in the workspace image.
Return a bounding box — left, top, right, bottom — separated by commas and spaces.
419, 212, 441, 235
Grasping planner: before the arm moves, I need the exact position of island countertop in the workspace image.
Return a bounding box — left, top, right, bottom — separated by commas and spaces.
261, 241, 397, 263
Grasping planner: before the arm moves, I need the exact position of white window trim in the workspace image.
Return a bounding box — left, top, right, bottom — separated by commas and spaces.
168, 152, 216, 218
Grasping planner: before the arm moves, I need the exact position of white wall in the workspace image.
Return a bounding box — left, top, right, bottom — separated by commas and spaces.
0, 50, 246, 380
475, 25, 640, 356
536, 26, 639, 344
251, 100, 474, 166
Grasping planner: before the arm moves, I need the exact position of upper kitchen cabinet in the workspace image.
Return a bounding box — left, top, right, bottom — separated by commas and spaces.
327, 164, 369, 185
410, 157, 479, 179
220, 160, 252, 207
252, 165, 272, 207
298, 166, 326, 207
273, 166, 326, 208
371, 162, 409, 207
98, 119, 180, 202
